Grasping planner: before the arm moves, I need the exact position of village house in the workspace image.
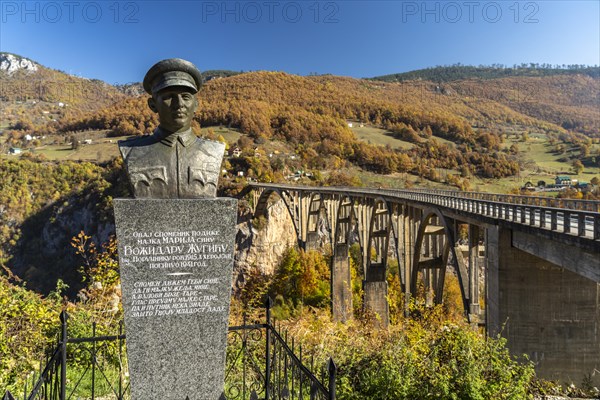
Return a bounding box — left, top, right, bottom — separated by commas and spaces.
522, 181, 535, 191
555, 175, 572, 186
576, 182, 591, 193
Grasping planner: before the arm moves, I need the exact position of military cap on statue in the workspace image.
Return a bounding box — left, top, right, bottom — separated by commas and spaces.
142, 58, 203, 95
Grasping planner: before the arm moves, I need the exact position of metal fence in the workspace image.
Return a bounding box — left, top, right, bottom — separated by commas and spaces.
5, 299, 335, 400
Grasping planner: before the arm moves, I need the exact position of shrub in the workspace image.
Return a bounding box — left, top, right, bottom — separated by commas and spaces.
284, 306, 536, 400
0, 276, 61, 392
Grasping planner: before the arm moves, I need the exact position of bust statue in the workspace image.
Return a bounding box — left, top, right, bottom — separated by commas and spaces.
119, 58, 225, 198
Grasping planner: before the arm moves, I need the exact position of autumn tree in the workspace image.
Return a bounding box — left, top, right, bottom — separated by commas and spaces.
70, 135, 79, 150
572, 159, 584, 175
271, 248, 330, 308
325, 171, 362, 187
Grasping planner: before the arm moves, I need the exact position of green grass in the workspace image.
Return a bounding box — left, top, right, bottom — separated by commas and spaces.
349, 125, 415, 150
469, 175, 530, 194
65, 365, 129, 399
325, 167, 459, 191
33, 145, 75, 159
9, 128, 239, 164
498, 133, 600, 189
26, 128, 243, 164
201, 126, 241, 144
430, 135, 457, 148
33, 136, 127, 163
355, 169, 410, 189
349, 125, 599, 193
331, 160, 599, 195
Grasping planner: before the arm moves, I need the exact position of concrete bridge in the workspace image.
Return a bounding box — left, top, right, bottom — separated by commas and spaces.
248, 183, 600, 385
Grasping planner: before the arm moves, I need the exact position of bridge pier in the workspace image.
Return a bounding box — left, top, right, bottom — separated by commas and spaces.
490, 227, 600, 385
332, 243, 353, 322
485, 226, 501, 336
304, 231, 320, 251
468, 224, 481, 317
364, 265, 389, 328
466, 224, 486, 325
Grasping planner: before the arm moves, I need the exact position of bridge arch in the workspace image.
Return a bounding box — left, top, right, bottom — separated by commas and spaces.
305, 192, 329, 250
361, 197, 394, 327
410, 208, 468, 315
365, 197, 392, 279
333, 195, 358, 247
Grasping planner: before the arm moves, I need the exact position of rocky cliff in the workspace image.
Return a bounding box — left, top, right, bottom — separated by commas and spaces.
234, 199, 297, 289
0, 53, 39, 74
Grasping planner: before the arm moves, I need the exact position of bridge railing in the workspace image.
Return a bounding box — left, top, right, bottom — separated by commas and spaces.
384, 189, 600, 241
386, 188, 600, 212
249, 184, 600, 241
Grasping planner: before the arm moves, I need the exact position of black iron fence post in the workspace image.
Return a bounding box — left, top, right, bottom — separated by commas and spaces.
60, 311, 68, 400
265, 297, 272, 400
2, 390, 15, 400
328, 358, 336, 400
91, 322, 96, 400
242, 313, 247, 400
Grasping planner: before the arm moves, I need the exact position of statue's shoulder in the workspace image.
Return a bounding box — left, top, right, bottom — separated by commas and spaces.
118, 134, 155, 147
118, 134, 156, 158
196, 137, 226, 156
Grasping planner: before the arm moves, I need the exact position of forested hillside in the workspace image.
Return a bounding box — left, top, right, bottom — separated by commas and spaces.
3, 56, 598, 176
0, 55, 125, 116
0, 156, 129, 295
32, 68, 596, 179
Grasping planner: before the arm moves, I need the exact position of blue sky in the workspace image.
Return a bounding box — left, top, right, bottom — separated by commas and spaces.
1, 0, 599, 84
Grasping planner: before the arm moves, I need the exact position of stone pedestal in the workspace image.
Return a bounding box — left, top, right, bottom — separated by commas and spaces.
114, 198, 237, 400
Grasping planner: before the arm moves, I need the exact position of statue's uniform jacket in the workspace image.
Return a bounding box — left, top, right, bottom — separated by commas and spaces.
118, 127, 225, 198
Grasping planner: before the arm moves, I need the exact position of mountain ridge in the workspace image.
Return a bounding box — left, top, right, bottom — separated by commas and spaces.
5, 52, 598, 86
371, 64, 600, 82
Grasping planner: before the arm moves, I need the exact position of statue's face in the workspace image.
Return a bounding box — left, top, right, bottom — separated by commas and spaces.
148, 86, 198, 133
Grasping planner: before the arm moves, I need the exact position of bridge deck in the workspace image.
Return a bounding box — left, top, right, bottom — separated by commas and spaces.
250, 183, 600, 247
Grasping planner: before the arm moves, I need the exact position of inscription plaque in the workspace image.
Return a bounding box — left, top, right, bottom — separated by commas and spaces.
114, 198, 237, 399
